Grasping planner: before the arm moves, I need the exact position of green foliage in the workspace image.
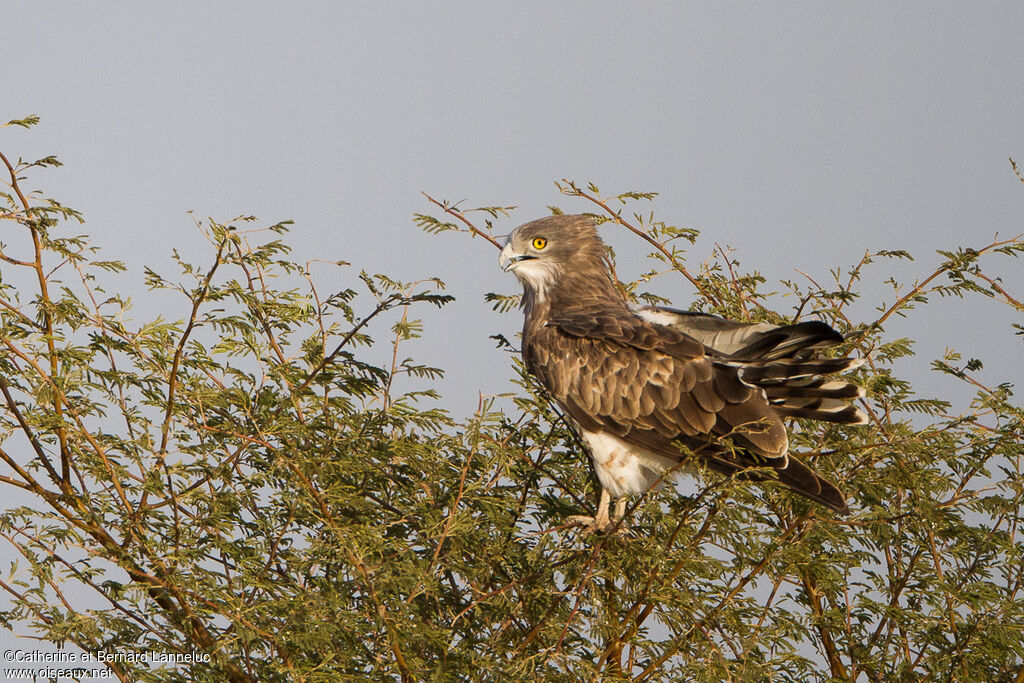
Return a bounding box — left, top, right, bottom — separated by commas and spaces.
1, 121, 1023, 681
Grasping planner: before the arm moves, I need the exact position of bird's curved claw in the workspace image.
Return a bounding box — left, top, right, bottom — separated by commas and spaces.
565, 489, 631, 535
565, 513, 630, 536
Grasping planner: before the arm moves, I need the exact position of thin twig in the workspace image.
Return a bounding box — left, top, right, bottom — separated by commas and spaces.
559, 180, 722, 307
873, 235, 1022, 329
0, 148, 70, 482
422, 192, 505, 249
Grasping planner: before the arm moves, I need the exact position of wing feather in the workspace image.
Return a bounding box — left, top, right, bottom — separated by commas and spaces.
673, 391, 714, 435
531, 309, 788, 461
691, 377, 726, 414
713, 367, 754, 404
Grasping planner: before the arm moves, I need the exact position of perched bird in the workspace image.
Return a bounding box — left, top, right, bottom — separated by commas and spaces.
499, 214, 866, 531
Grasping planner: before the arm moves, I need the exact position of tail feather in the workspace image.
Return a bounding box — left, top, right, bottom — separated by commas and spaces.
737, 357, 865, 384
765, 378, 866, 400
771, 398, 868, 425
732, 321, 844, 360
632, 304, 865, 513
701, 447, 848, 513
773, 457, 848, 513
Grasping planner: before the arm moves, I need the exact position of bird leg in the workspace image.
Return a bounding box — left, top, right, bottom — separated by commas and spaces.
613, 497, 627, 523
566, 487, 619, 534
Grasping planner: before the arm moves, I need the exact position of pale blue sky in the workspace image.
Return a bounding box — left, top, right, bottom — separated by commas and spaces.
2, 1, 1023, 666
6, 2, 1021, 415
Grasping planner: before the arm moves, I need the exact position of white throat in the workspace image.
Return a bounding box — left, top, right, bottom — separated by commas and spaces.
512, 259, 559, 301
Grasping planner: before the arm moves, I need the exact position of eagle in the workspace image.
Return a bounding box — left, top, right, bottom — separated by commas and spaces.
499, 214, 867, 532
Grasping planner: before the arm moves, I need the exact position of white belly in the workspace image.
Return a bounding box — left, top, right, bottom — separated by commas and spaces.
580, 429, 679, 498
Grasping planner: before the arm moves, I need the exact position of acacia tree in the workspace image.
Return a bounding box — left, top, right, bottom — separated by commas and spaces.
1, 117, 1022, 681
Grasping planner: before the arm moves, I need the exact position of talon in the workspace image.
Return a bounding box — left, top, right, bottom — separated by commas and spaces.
564, 487, 632, 535
565, 514, 613, 534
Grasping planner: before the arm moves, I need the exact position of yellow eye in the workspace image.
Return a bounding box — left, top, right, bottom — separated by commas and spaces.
532, 237, 547, 250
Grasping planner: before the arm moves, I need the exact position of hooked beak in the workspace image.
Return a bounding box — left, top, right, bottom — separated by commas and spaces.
499, 240, 535, 272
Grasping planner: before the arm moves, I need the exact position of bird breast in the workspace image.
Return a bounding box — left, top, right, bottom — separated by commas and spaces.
579, 429, 679, 498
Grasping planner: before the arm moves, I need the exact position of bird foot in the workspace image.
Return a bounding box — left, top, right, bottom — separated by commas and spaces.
565, 513, 629, 536
565, 513, 610, 534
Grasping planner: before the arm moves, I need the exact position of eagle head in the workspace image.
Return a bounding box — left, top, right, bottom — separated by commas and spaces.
499, 215, 604, 299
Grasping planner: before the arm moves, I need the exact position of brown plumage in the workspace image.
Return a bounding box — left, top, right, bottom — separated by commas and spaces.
499, 214, 867, 529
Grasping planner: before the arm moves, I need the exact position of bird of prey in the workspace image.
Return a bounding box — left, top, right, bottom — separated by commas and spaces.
499, 214, 866, 531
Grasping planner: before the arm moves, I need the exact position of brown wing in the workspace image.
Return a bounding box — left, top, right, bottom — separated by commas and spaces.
524, 308, 849, 512
524, 309, 789, 461
632, 304, 868, 425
